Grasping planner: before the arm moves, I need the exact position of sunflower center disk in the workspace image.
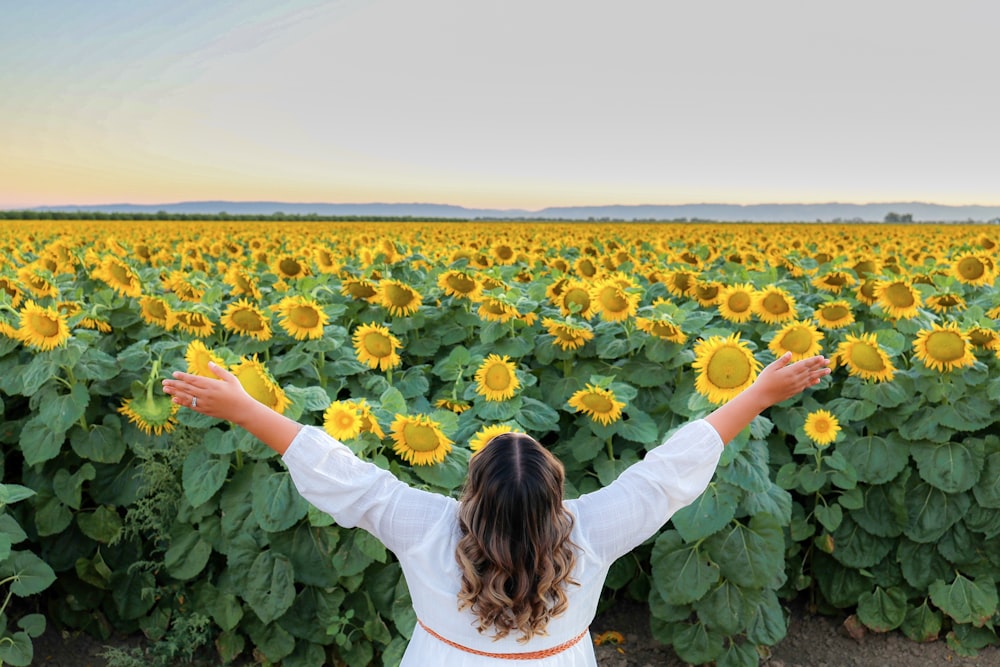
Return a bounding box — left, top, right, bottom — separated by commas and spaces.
29, 313, 60, 337
925, 331, 965, 362
728, 293, 751, 312
290, 305, 320, 327
884, 283, 915, 307
851, 343, 886, 371
580, 393, 614, 413
706, 348, 752, 388
363, 333, 392, 357
403, 424, 441, 452
780, 328, 814, 353
485, 366, 513, 390
762, 294, 789, 315
958, 258, 985, 280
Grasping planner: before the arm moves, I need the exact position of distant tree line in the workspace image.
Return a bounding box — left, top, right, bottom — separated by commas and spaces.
0, 210, 467, 222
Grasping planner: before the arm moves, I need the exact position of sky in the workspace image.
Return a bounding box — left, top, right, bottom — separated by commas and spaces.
1, 0, 998, 211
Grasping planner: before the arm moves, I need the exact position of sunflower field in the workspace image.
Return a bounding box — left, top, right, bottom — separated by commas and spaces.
1, 219, 999, 666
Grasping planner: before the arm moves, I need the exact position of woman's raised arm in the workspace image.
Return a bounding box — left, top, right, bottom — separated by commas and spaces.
704, 352, 830, 445
162, 362, 302, 455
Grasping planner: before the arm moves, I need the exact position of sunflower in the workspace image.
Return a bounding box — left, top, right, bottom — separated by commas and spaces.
811, 271, 855, 294
952, 253, 995, 286
835, 333, 895, 383
340, 277, 379, 302
355, 399, 385, 438
231, 356, 291, 414
693, 280, 723, 307
474, 354, 521, 401
813, 301, 854, 329
390, 414, 453, 465
139, 295, 173, 329
573, 257, 599, 279
912, 323, 976, 373
0, 277, 24, 308
663, 270, 697, 298
162, 271, 205, 303
717, 284, 756, 323
16, 300, 71, 351
224, 265, 262, 300
118, 395, 179, 436
767, 320, 824, 361
323, 401, 363, 441
542, 317, 595, 350
491, 242, 517, 265
804, 409, 840, 447
438, 269, 483, 300
855, 279, 878, 306
435, 398, 471, 414
469, 423, 523, 452
274, 295, 328, 340
875, 280, 922, 319
967, 326, 1000, 351
352, 323, 402, 371
170, 310, 215, 337
273, 255, 310, 280
568, 383, 626, 425
590, 280, 641, 322
554, 280, 595, 319
925, 292, 966, 315
221, 298, 272, 341
94, 256, 143, 297
378, 279, 423, 317
17, 266, 59, 299
80, 316, 112, 333
635, 316, 687, 344
476, 296, 519, 323
312, 246, 340, 274
185, 340, 226, 378
692, 333, 762, 404
753, 286, 798, 324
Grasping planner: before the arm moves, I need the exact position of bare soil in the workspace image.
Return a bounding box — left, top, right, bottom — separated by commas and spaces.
33, 597, 1000, 666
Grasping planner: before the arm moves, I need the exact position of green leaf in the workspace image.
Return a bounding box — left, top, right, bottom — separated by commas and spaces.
935, 397, 995, 432
19, 415, 66, 467
813, 552, 871, 608
617, 408, 659, 445
815, 503, 843, 532
705, 514, 784, 589
901, 601, 942, 642
210, 591, 244, 632
164, 526, 213, 581
53, 463, 96, 510
929, 574, 999, 627
838, 433, 909, 485
17, 613, 45, 639
252, 463, 309, 533
831, 514, 893, 569
77, 505, 123, 543
70, 421, 126, 463
33, 492, 72, 537
972, 451, 1000, 508
897, 539, 953, 590
651, 530, 720, 605
514, 396, 560, 434
284, 385, 332, 412
671, 483, 739, 542
857, 586, 908, 632
672, 620, 724, 665
716, 641, 759, 667
245, 550, 297, 624
74, 346, 119, 381
852, 477, 907, 538
183, 447, 230, 507
270, 524, 340, 588
246, 612, 296, 662
21, 352, 60, 396
0, 484, 35, 506
215, 630, 246, 664
717, 439, 770, 493
0, 513, 27, 545
0, 631, 33, 666
38, 382, 90, 433
903, 479, 970, 543
111, 567, 156, 620
695, 580, 751, 635
745, 589, 787, 645
910, 439, 984, 493
1, 550, 56, 596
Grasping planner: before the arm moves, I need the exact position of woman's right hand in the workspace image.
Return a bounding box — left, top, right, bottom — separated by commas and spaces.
162, 362, 254, 424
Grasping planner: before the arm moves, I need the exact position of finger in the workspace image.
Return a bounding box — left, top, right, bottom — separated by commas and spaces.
207, 361, 236, 382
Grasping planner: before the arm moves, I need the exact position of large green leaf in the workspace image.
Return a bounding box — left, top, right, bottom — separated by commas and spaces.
514, 396, 560, 433
164, 525, 212, 581
270, 524, 340, 588
111, 567, 156, 620
717, 439, 770, 493
0, 550, 56, 596
813, 552, 872, 608
694, 580, 752, 635
183, 447, 230, 507
897, 539, 952, 590
651, 530, 720, 605
900, 600, 942, 642
53, 464, 96, 510
19, 415, 66, 467
851, 478, 907, 538
972, 451, 1000, 508
837, 433, 909, 485
831, 514, 893, 569
251, 463, 309, 533
37, 382, 91, 432
857, 586, 908, 632
928, 574, 999, 627
70, 421, 126, 463
0, 631, 33, 666
77, 505, 123, 543
671, 482, 739, 542
909, 439, 984, 493
903, 479, 970, 543
671, 620, 724, 665
20, 352, 61, 396
745, 588, 786, 645
244, 550, 297, 625
704, 514, 784, 589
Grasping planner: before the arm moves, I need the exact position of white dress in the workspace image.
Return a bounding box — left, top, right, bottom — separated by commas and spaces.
281, 419, 724, 666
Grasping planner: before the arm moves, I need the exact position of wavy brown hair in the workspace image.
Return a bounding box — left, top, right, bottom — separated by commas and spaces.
456, 432, 578, 643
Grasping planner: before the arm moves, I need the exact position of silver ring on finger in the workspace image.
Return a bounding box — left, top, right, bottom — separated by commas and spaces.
192, 396, 198, 409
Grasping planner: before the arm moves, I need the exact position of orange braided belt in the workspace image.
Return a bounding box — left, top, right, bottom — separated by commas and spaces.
417, 619, 589, 660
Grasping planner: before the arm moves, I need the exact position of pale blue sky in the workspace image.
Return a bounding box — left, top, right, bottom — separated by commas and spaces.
1, 0, 997, 210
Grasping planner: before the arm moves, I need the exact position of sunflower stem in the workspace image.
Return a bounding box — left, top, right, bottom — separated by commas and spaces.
563, 358, 572, 378
235, 449, 244, 470
606, 437, 615, 461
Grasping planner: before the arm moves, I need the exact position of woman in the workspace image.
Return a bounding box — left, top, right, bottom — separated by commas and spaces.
163, 351, 829, 665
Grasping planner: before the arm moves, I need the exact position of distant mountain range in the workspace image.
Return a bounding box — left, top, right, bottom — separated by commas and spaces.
28, 201, 1000, 222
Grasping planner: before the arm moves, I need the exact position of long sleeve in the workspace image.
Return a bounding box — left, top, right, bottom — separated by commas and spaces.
281, 425, 456, 555
567, 419, 724, 564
